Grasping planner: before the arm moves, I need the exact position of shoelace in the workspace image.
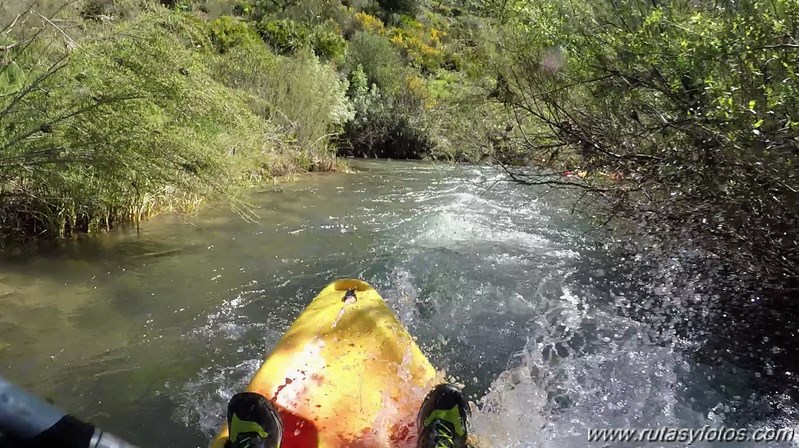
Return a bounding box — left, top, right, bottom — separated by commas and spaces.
434, 421, 456, 448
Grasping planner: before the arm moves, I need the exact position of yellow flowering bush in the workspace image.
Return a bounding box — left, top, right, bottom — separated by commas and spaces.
390, 28, 444, 72
353, 12, 384, 34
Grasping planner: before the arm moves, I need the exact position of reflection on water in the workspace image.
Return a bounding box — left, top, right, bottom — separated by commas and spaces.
0, 160, 796, 447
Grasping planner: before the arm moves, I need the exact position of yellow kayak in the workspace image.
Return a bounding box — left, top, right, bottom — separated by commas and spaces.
210, 279, 441, 448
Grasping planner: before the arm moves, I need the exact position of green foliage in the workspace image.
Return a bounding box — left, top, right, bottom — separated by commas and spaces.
310, 23, 347, 62
238, 0, 350, 24
352, 12, 385, 34
340, 65, 434, 158
347, 64, 378, 106
331, 4, 488, 160
423, 75, 506, 162
492, 0, 799, 277
215, 44, 353, 161
0, 7, 348, 240
264, 51, 353, 149
0, 11, 268, 238
256, 18, 346, 61
0, 61, 25, 95
209, 16, 258, 53
389, 23, 446, 73
338, 29, 442, 158
194, 0, 482, 161
375, 0, 418, 16
0, 0, 490, 240
345, 31, 404, 92
211, 42, 278, 118
340, 91, 433, 159
257, 18, 312, 54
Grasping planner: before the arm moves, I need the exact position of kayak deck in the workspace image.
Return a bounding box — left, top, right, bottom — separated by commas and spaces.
210, 279, 440, 448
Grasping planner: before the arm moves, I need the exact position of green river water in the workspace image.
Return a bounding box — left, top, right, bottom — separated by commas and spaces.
0, 160, 796, 447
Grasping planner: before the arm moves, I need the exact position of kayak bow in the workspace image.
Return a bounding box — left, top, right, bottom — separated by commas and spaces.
210, 279, 441, 448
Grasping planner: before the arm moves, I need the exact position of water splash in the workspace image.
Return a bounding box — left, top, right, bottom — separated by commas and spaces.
177, 358, 261, 437
168, 161, 799, 448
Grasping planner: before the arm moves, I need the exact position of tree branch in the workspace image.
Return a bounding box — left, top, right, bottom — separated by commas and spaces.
497, 159, 610, 192
753, 44, 799, 50
1, 94, 142, 153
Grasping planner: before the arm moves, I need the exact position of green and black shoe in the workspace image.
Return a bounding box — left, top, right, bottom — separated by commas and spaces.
225, 392, 283, 448
417, 383, 470, 448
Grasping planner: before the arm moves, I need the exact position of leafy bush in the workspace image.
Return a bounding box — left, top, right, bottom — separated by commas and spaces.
215, 44, 352, 162
256, 18, 346, 61
209, 16, 258, 53
339, 95, 433, 159
0, 59, 25, 95
494, 0, 799, 278
347, 64, 380, 113
375, 0, 418, 16
0, 8, 348, 239
0, 12, 253, 237
262, 51, 353, 152
390, 29, 444, 73
310, 23, 347, 62
384, 18, 449, 73
352, 12, 385, 34
257, 18, 312, 54
427, 82, 509, 162
345, 31, 404, 92
339, 64, 433, 159
0, 0, 481, 240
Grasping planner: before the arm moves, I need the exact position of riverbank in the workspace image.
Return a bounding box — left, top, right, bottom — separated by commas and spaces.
0, 0, 510, 244
0, 4, 356, 242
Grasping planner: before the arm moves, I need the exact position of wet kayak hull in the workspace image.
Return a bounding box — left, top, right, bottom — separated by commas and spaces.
210, 279, 439, 448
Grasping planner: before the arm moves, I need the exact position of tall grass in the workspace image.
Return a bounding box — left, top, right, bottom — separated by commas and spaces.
214, 43, 352, 170
0, 4, 347, 240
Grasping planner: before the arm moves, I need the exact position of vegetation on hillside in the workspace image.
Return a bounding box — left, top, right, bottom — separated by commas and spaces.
0, 0, 501, 240
0, 1, 347, 240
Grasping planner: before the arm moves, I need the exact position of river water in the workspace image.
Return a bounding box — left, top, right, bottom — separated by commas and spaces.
0, 160, 796, 447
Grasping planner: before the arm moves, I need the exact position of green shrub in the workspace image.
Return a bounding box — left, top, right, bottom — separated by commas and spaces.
0, 60, 25, 95
352, 12, 385, 34
257, 18, 312, 54
0, 11, 272, 238
375, 0, 418, 17
209, 16, 258, 53
312, 26, 347, 62
261, 51, 354, 149
256, 18, 346, 61
389, 29, 445, 74
339, 64, 434, 159
345, 31, 404, 93
211, 42, 278, 118
493, 0, 799, 277
215, 45, 353, 158
339, 90, 433, 159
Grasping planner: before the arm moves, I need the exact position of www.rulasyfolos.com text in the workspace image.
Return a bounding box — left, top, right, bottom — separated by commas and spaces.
588, 426, 795, 444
